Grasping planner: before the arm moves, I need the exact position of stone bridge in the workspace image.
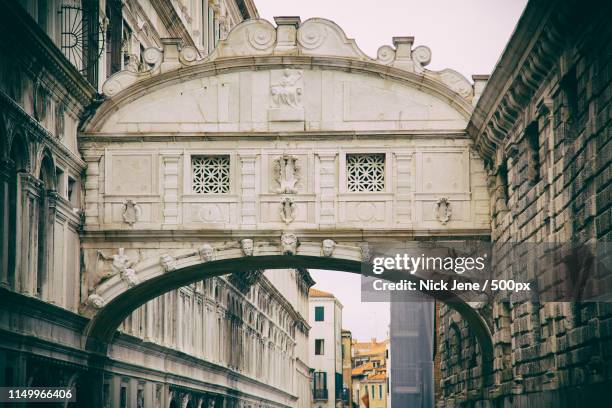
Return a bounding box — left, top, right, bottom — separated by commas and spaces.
79, 16, 493, 378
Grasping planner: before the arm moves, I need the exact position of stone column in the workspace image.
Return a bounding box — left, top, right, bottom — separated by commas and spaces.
0, 158, 12, 287
161, 152, 181, 225
239, 153, 258, 227
43, 190, 59, 303
18, 173, 42, 295
316, 152, 337, 225
83, 154, 102, 226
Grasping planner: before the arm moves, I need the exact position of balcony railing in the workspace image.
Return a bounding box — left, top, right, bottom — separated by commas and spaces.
313, 389, 328, 400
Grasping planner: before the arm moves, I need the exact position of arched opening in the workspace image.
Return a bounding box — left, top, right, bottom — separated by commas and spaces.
6, 134, 28, 289
81, 255, 493, 405
36, 153, 55, 298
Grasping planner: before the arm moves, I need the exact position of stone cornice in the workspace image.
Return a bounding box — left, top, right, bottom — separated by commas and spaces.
84, 55, 474, 132
0, 1, 96, 108
78, 129, 470, 142
80, 228, 491, 241
149, 0, 200, 54
0, 92, 87, 173
467, 0, 565, 164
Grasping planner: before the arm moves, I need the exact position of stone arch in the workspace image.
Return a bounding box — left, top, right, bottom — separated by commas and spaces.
83, 246, 493, 379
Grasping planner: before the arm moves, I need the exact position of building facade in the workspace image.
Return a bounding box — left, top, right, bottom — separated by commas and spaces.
351, 339, 388, 408
0, 1, 318, 407
340, 330, 353, 407
438, 0, 612, 407
309, 289, 343, 408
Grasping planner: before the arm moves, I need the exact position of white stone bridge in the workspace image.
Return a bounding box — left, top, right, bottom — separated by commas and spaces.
79, 16, 493, 384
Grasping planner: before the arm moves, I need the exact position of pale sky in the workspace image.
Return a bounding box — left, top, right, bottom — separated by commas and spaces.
256, 0, 528, 80
257, 0, 528, 341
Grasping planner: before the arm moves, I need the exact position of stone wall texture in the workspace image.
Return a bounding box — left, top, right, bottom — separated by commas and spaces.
439, 0, 612, 406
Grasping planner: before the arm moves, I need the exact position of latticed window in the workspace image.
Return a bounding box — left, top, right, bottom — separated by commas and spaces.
346, 153, 385, 192
192, 155, 230, 194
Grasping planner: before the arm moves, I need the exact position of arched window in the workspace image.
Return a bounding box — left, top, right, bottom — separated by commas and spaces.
36, 154, 55, 298
6, 135, 28, 290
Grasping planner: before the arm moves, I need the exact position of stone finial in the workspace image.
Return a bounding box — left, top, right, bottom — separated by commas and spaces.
274, 16, 301, 54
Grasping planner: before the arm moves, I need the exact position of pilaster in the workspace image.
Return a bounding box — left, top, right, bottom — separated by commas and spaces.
83, 154, 102, 226
161, 152, 182, 225
239, 153, 258, 227
316, 152, 337, 225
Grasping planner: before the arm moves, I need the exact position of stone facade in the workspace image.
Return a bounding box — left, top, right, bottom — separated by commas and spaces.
438, 0, 612, 406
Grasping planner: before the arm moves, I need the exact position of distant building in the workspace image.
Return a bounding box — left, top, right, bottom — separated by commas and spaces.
341, 330, 353, 407
309, 288, 344, 408
351, 338, 389, 408
389, 300, 435, 407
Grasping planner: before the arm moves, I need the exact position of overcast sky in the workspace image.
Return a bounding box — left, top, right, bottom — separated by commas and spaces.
256, 0, 528, 80
257, 0, 528, 341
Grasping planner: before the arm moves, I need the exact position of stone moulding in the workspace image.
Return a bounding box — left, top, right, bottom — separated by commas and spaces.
96, 16, 474, 116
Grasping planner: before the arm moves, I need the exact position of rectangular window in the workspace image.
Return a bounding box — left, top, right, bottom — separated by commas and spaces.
315, 306, 324, 321
192, 155, 230, 194
372, 385, 376, 399
313, 371, 328, 400
347, 153, 385, 192
55, 167, 65, 197
315, 339, 324, 355
379, 385, 383, 399
525, 122, 540, 185
67, 176, 77, 205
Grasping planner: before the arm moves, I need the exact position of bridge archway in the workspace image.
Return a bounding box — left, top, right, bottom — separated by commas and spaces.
79, 16, 494, 404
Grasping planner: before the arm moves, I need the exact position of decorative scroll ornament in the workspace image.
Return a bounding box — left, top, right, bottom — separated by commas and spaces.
280, 197, 296, 225
435, 197, 452, 225
199, 244, 214, 262
281, 232, 298, 255
246, 26, 275, 51
322, 239, 336, 257
271, 69, 303, 108
87, 294, 105, 309
240, 239, 254, 256
297, 25, 327, 50
274, 154, 300, 194
122, 200, 141, 226
160, 254, 177, 272
376, 45, 396, 65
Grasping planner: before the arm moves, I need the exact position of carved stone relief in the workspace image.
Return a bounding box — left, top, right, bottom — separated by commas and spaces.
273, 154, 300, 194
96, 248, 139, 287
270, 69, 303, 109
279, 197, 296, 225
322, 239, 336, 257
199, 244, 215, 262
160, 254, 177, 272
435, 197, 452, 225
87, 294, 106, 309
240, 239, 254, 256
122, 200, 141, 226
281, 233, 298, 255
55, 102, 65, 139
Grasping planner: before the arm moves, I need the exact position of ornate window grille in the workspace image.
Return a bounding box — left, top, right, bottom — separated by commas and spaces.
59, 0, 102, 86
346, 153, 385, 192
192, 155, 230, 194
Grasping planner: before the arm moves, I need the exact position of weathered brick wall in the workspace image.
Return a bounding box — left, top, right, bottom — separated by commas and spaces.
438, 1, 612, 406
